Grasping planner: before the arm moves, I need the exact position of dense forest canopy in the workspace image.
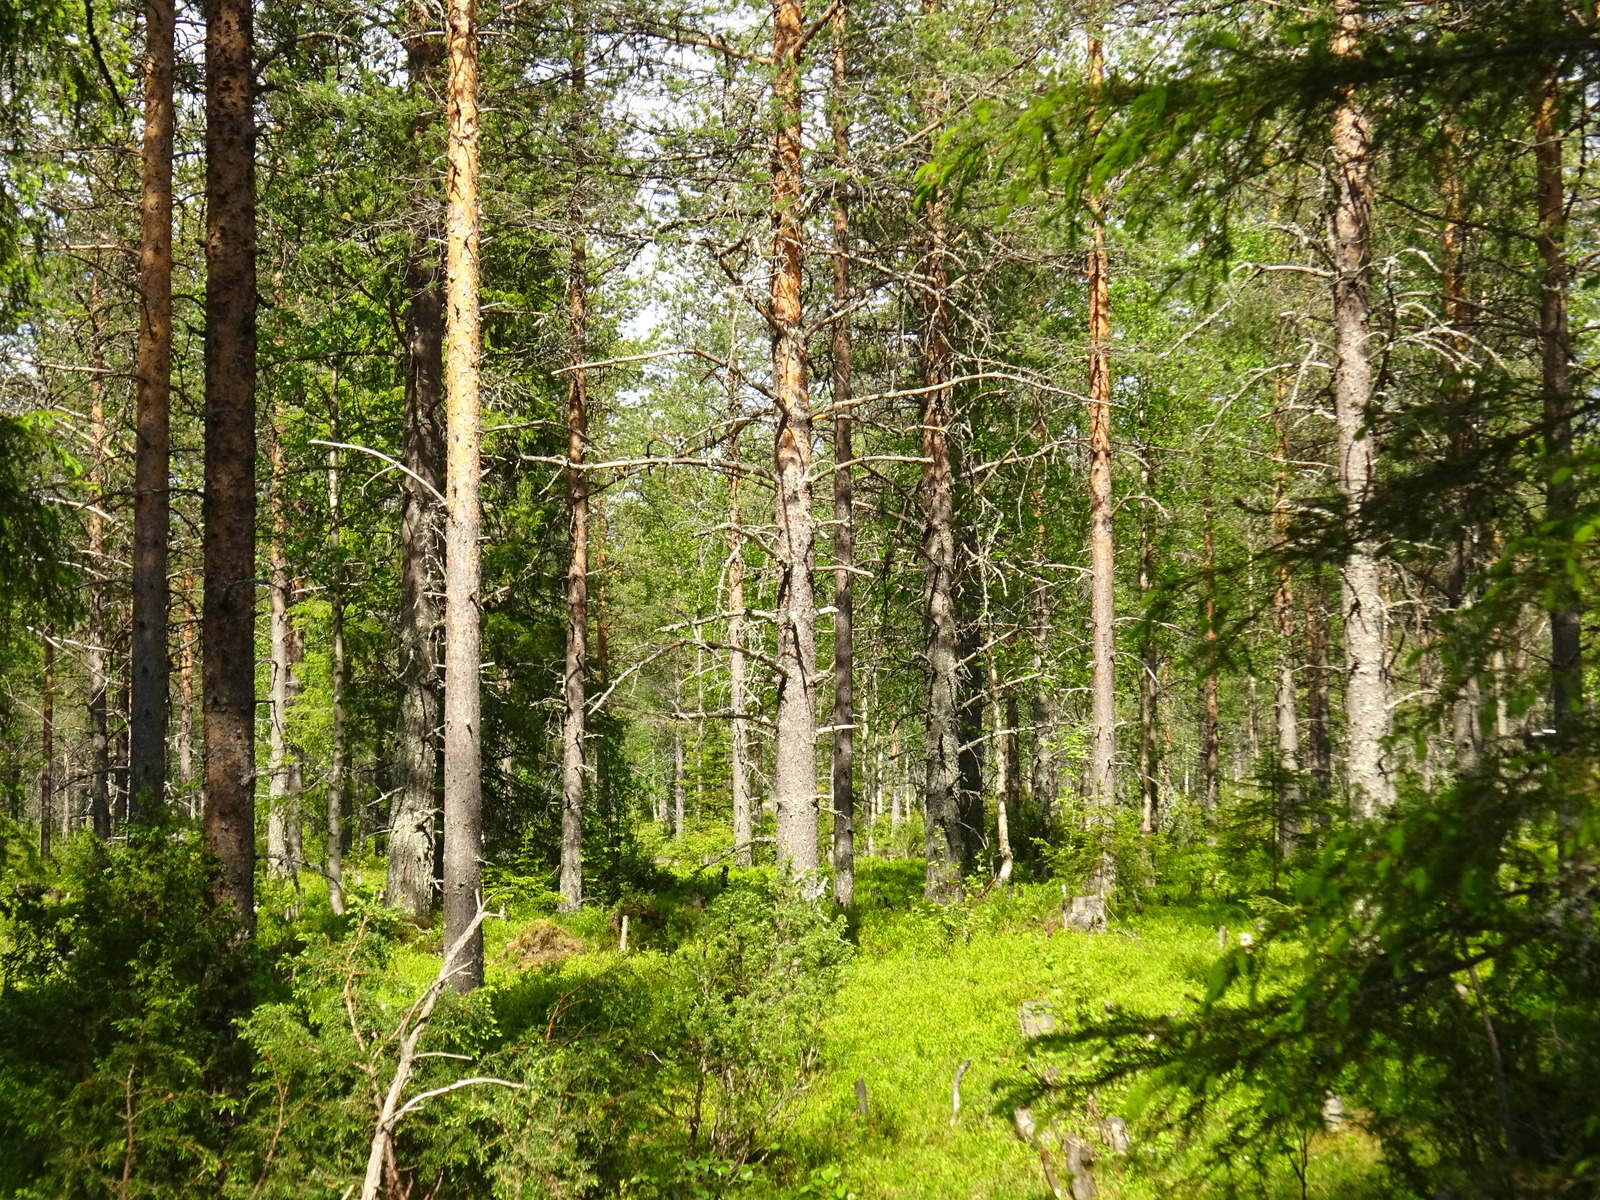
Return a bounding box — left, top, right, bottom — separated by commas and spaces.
0, 0, 1596, 1196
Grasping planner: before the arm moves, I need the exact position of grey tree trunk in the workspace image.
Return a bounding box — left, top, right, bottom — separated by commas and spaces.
829, 0, 855, 907
388, 27, 447, 919
1534, 72, 1583, 731
326, 389, 346, 915
559, 45, 590, 911
1305, 568, 1334, 806
1030, 475, 1056, 822
87, 299, 111, 840
1085, 28, 1116, 897
1200, 467, 1220, 813
1273, 416, 1301, 855
1329, 2, 1392, 816
1137, 440, 1159, 838
672, 656, 686, 838
202, 0, 258, 933
267, 424, 301, 881
40, 635, 53, 857
769, 0, 820, 875
129, 0, 173, 818
727, 420, 752, 864
441, 0, 484, 991
920, 185, 964, 902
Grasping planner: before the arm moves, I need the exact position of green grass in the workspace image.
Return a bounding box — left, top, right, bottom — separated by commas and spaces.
774, 859, 1237, 1200
255, 852, 1384, 1199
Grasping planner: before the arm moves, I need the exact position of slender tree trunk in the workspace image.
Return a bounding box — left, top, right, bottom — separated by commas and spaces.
1029, 471, 1056, 821
178, 571, 196, 791
267, 424, 299, 879
672, 656, 686, 837
130, 0, 174, 818
829, 0, 855, 907
41, 635, 54, 857
1329, 1, 1392, 816
87, 289, 111, 840
1441, 141, 1481, 771
203, 0, 258, 932
726, 413, 752, 864
1200, 463, 1220, 813
920, 188, 963, 901
1535, 72, 1582, 730
594, 496, 614, 863
388, 27, 447, 921
1005, 685, 1022, 817
770, 0, 819, 875
559, 38, 590, 912
1084, 28, 1117, 896
327, 419, 346, 915
1306, 568, 1334, 806
1272, 415, 1301, 856
1138, 444, 1159, 837
441, 0, 484, 990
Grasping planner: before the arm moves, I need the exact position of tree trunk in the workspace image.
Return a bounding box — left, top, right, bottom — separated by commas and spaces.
1030, 474, 1056, 821
130, 0, 174, 819
41, 634, 53, 857
1005, 684, 1022, 818
87, 288, 111, 839
559, 39, 590, 912
1272, 414, 1301, 856
1138, 444, 1159, 838
203, 0, 258, 933
1329, 1, 1392, 816
441, 0, 484, 991
388, 23, 447, 921
769, 0, 819, 876
178, 571, 196, 793
1534, 72, 1582, 730
267, 423, 300, 880
1305, 568, 1334, 806
1084, 28, 1116, 896
1200, 462, 1219, 813
327, 413, 346, 916
1441, 144, 1481, 772
672, 655, 686, 837
829, 0, 855, 907
920, 184, 963, 902
727, 413, 752, 865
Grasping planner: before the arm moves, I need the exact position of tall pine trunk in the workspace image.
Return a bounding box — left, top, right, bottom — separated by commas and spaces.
326, 401, 346, 915
388, 26, 447, 920
1441, 142, 1481, 771
559, 82, 589, 912
770, 0, 819, 875
40, 635, 53, 857
829, 0, 855, 907
1272, 414, 1301, 855
130, 0, 174, 817
441, 0, 484, 990
1200, 462, 1219, 813
267, 423, 300, 879
1305, 568, 1334, 805
1084, 27, 1116, 896
87, 290, 111, 839
727, 413, 752, 864
920, 181, 963, 901
1138, 449, 1160, 838
1329, 1, 1392, 815
1534, 72, 1582, 730
203, 0, 258, 932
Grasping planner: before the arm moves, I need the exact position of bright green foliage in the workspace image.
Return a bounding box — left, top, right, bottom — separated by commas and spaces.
0, 819, 248, 1198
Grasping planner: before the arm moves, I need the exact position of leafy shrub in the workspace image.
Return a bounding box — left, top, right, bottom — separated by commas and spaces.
0, 820, 248, 1199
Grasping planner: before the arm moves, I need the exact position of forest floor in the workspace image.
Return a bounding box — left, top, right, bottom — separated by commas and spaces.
307, 855, 1379, 1200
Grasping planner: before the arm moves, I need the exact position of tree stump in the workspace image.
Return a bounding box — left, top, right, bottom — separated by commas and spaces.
1063, 895, 1107, 933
